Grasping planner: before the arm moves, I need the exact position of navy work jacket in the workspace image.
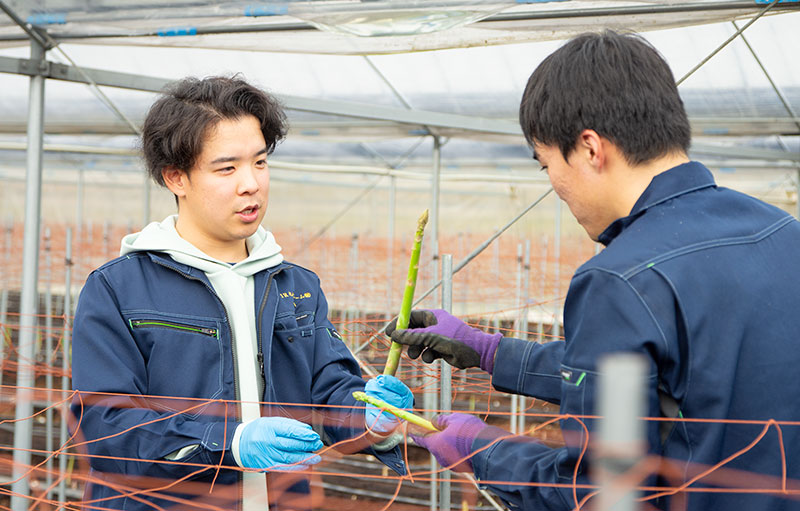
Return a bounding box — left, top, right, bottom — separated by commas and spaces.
71, 252, 404, 510
474, 162, 800, 510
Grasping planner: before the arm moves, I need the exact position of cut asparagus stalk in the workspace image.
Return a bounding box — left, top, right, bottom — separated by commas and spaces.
383, 208, 429, 376
353, 390, 437, 431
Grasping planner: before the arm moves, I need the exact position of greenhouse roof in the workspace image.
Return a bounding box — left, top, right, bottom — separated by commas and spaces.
0, 0, 797, 171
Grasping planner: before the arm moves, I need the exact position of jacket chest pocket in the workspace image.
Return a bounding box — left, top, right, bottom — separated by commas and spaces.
273, 310, 315, 342
127, 314, 225, 417
271, 311, 316, 404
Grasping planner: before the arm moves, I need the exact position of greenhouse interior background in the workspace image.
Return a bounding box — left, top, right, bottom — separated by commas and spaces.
0, 0, 799, 509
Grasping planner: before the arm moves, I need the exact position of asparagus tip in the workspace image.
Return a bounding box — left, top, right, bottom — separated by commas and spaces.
418, 209, 429, 229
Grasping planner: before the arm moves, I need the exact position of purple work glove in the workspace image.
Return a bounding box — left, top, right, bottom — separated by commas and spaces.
386, 309, 503, 373
410, 413, 489, 473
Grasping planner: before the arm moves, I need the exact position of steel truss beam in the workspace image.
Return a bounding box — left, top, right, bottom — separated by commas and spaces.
0, 1, 797, 43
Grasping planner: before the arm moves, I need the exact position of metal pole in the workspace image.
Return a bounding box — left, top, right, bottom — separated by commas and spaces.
595, 354, 647, 511
348, 233, 359, 350
439, 254, 453, 511
553, 200, 562, 340
511, 243, 523, 434
143, 173, 151, 227
732, 21, 800, 131
387, 176, 396, 318
58, 228, 72, 506
86, 219, 93, 262
12, 37, 46, 511
492, 237, 500, 318
75, 168, 83, 277
538, 237, 547, 341
300, 176, 383, 251
518, 239, 531, 434
44, 227, 54, 497
460, 233, 469, 317
430, 136, 442, 291
103, 220, 110, 259
427, 135, 442, 511
0, 221, 11, 389
675, 0, 779, 87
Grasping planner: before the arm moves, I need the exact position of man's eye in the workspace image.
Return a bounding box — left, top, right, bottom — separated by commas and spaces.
216, 166, 234, 173
255, 159, 267, 167
539, 166, 548, 173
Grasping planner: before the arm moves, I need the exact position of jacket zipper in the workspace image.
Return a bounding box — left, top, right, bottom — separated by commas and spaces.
151, 259, 243, 509
129, 319, 218, 338
257, 267, 283, 395
153, 259, 284, 511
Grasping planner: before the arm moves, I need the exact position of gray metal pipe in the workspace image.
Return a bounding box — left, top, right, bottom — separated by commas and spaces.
538, 236, 547, 343
142, 173, 151, 227
553, 200, 562, 340
11, 37, 46, 511
439, 254, 453, 511
44, 228, 54, 498
387, 176, 396, 318
595, 354, 647, 511
676, 0, 780, 87
518, 239, 531, 434
732, 21, 800, 131
427, 135, 443, 511
511, 243, 523, 434
0, 221, 11, 390
58, 227, 72, 507
430, 135, 442, 290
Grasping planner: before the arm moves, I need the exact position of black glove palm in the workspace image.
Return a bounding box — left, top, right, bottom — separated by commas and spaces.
385, 309, 502, 372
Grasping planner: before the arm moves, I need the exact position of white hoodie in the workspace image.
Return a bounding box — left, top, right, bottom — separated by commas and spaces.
121, 214, 283, 509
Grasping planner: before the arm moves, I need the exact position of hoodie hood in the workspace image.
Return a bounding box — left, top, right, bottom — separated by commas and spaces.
120, 214, 283, 277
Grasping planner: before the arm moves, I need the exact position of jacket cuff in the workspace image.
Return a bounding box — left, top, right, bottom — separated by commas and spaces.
491, 337, 563, 403
201, 419, 241, 467
230, 422, 248, 467
491, 338, 533, 393
468, 425, 508, 480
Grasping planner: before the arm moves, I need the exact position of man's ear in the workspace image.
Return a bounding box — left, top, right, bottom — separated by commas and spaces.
575, 129, 605, 172
162, 166, 188, 198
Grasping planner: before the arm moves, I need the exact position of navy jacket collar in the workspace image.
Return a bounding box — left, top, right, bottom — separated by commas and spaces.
146, 251, 286, 280
598, 161, 716, 246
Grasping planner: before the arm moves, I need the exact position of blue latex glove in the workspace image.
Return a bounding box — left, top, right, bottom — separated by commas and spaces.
364, 375, 414, 434
238, 416, 324, 471
410, 413, 489, 472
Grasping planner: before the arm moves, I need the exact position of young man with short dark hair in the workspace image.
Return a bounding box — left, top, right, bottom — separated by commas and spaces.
389, 31, 800, 510
72, 76, 412, 511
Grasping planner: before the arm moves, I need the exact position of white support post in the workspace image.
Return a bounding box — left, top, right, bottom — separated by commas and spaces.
427, 135, 442, 511
595, 354, 647, 511
58, 227, 72, 506
439, 254, 453, 511
11, 36, 46, 511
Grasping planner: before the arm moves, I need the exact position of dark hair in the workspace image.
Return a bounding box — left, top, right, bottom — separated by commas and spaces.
142, 75, 288, 186
519, 30, 690, 165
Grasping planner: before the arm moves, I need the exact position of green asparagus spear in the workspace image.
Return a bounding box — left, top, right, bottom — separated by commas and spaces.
383, 209, 429, 376
353, 391, 437, 431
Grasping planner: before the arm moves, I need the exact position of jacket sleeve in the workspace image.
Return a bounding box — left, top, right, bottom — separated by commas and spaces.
470, 269, 667, 510
492, 337, 565, 403
71, 270, 239, 481
306, 276, 406, 475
